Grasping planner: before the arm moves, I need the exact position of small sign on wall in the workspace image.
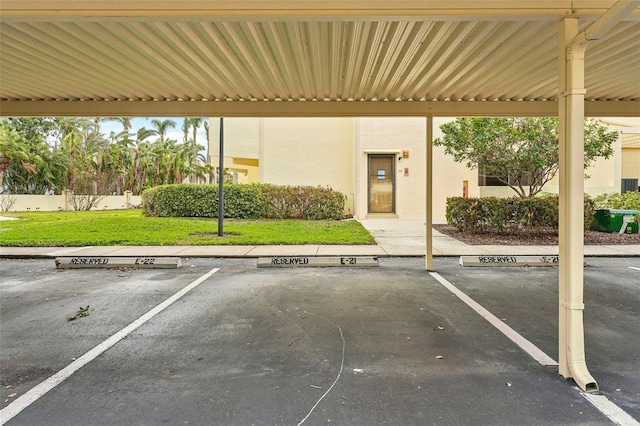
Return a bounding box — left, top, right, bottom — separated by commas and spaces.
402, 150, 409, 159
404, 167, 409, 177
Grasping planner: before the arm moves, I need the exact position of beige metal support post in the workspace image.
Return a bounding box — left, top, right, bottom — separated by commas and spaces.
425, 115, 433, 271
558, 1, 638, 392
558, 17, 597, 392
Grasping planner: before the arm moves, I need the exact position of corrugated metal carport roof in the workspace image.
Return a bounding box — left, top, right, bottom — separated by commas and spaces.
0, 1, 638, 116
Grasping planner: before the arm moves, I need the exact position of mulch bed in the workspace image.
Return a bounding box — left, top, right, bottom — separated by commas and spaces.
433, 224, 640, 246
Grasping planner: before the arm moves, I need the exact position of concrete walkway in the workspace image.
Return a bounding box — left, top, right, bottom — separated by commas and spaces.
359, 218, 640, 257
1, 217, 638, 258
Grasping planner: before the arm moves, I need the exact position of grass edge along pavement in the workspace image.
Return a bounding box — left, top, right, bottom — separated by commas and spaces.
0, 210, 375, 247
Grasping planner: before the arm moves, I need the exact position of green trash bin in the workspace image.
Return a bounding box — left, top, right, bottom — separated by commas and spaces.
590, 209, 639, 234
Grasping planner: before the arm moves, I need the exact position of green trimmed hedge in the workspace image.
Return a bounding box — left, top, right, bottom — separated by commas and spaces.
594, 191, 640, 211
142, 183, 345, 220
445, 196, 595, 234
259, 184, 345, 220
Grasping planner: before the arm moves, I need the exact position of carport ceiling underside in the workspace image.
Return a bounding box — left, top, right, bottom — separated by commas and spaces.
0, 1, 639, 117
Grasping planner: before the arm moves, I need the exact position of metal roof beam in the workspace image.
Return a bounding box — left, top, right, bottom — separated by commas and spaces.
579, 0, 640, 42
2, 1, 639, 20
1, 99, 637, 118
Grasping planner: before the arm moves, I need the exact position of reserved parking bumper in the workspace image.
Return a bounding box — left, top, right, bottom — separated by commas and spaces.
459, 255, 559, 267
258, 256, 379, 268
55, 256, 182, 269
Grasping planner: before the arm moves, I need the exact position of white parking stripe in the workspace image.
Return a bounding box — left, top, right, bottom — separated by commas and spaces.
430, 272, 558, 366
629, 267, 640, 271
430, 271, 639, 425
0, 267, 220, 426
582, 393, 640, 426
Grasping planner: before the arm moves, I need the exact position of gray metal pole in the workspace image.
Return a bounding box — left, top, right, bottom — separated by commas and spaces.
218, 117, 224, 237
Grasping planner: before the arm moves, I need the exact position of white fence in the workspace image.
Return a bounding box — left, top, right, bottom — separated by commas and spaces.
1, 191, 142, 212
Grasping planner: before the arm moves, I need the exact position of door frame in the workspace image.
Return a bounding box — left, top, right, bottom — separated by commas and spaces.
367, 154, 396, 214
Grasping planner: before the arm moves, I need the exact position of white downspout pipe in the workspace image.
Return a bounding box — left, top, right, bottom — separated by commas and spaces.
558, 26, 595, 391
558, 0, 638, 393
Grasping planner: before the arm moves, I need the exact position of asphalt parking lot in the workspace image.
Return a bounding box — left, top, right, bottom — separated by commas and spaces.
1, 257, 638, 425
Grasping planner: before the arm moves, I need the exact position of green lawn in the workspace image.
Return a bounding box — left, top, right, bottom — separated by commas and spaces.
0, 210, 375, 247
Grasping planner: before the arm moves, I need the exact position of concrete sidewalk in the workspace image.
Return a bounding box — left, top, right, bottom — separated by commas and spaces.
359, 218, 640, 257
0, 218, 639, 258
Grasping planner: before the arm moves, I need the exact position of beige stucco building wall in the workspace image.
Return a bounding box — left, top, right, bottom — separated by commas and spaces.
261, 118, 355, 215
355, 117, 426, 219
432, 117, 479, 219
209, 117, 628, 223
209, 117, 451, 220
0, 193, 141, 212
208, 118, 260, 184
621, 133, 640, 191
209, 118, 356, 214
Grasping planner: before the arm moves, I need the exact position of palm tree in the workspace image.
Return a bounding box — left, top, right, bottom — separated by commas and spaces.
56, 117, 95, 144
203, 119, 210, 160
150, 119, 176, 143
171, 142, 192, 184
99, 117, 132, 133
182, 119, 191, 144
136, 127, 157, 144
0, 122, 30, 191
182, 117, 205, 182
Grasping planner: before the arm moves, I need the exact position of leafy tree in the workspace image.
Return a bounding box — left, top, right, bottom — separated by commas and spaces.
1, 118, 66, 194
59, 122, 117, 209
5, 117, 59, 145
2, 116, 214, 198
434, 117, 617, 198
0, 121, 31, 191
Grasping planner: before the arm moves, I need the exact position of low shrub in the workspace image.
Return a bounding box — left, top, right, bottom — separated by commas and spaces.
142, 184, 260, 218
593, 191, 640, 222
142, 183, 345, 220
593, 191, 640, 211
223, 184, 268, 219
260, 184, 345, 220
446, 196, 594, 234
